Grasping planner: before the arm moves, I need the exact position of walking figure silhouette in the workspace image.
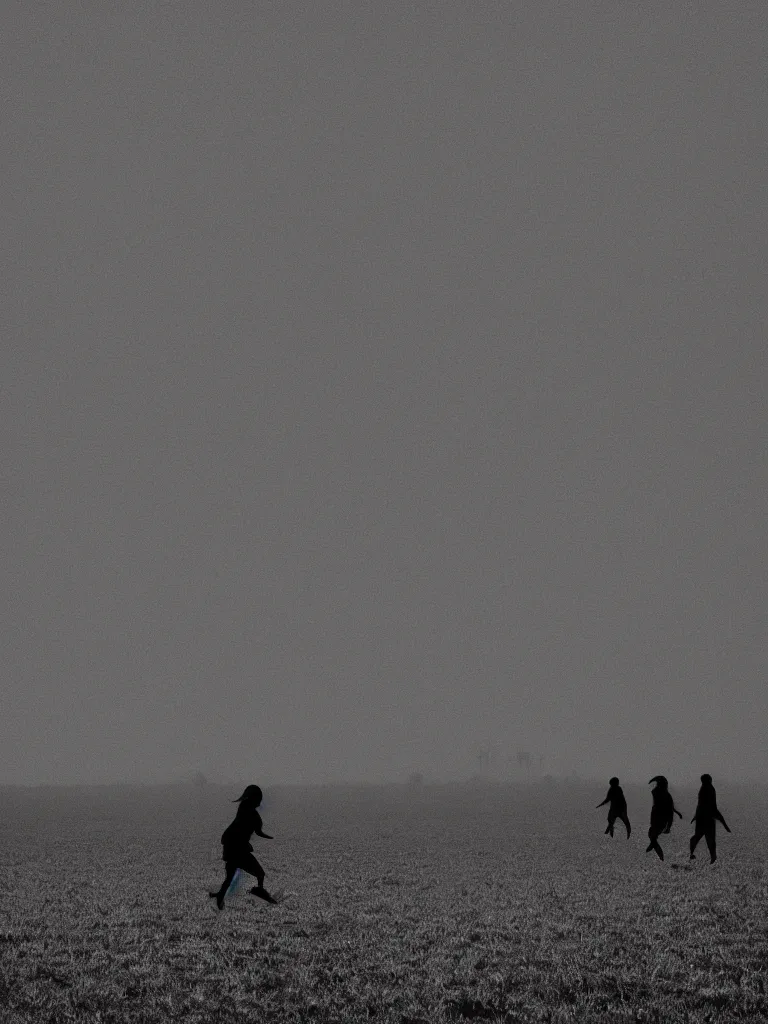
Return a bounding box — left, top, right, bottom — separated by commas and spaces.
596, 777, 631, 838
208, 785, 279, 909
645, 776, 683, 860
690, 774, 731, 864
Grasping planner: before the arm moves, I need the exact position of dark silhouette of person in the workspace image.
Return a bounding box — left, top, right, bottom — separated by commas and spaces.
596, 777, 631, 837
646, 776, 683, 860
690, 774, 731, 863
208, 785, 278, 909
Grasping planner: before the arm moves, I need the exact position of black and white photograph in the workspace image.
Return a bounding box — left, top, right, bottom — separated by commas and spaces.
3, 2, 766, 1021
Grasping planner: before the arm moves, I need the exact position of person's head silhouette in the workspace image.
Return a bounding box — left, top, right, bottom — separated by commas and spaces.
233, 785, 263, 806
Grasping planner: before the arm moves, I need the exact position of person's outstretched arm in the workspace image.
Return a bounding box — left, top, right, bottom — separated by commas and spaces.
715, 809, 731, 831
596, 793, 610, 808
254, 811, 273, 839
673, 804, 683, 818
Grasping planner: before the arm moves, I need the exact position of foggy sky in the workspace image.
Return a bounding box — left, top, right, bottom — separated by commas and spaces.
3, 2, 766, 787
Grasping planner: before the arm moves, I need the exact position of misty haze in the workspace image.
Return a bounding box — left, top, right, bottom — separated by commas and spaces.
3, 2, 766, 791
2, 2, 768, 1020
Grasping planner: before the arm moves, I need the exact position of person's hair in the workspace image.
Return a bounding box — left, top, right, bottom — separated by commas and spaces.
609, 777, 619, 786
233, 784, 262, 803
700, 773, 712, 784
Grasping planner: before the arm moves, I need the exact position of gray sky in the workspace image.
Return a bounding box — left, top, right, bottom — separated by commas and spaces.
3, 2, 766, 786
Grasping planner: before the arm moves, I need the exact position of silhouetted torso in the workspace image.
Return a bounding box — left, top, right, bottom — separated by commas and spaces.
650, 786, 674, 832
222, 804, 264, 854
693, 783, 719, 823
603, 784, 627, 814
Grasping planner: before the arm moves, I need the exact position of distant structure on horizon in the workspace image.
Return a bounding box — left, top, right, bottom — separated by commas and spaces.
464, 748, 553, 782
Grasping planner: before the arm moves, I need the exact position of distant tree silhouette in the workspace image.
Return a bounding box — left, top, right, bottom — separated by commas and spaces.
516, 751, 531, 776
408, 772, 424, 789
193, 771, 207, 788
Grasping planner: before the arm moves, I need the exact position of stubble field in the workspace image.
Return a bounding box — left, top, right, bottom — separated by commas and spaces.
1, 781, 767, 1023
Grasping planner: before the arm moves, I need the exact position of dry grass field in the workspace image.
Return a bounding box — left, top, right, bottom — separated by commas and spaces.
2, 781, 767, 1023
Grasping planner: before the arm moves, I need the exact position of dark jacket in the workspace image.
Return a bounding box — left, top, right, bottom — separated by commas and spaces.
597, 784, 627, 814
221, 804, 264, 855
650, 787, 679, 833
693, 783, 728, 827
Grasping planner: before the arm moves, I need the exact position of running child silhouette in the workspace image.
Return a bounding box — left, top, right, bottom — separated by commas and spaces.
596, 777, 631, 837
646, 775, 683, 860
209, 785, 278, 909
690, 774, 731, 864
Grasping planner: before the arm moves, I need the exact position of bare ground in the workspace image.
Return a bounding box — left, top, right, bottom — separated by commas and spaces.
1, 782, 767, 1022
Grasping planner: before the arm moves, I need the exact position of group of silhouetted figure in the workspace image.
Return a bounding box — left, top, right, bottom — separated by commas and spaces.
596, 774, 731, 862
208, 774, 732, 911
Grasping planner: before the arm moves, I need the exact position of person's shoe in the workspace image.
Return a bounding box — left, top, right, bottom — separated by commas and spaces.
250, 886, 278, 904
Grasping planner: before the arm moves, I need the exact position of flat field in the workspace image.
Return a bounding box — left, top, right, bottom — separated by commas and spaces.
1, 781, 767, 1023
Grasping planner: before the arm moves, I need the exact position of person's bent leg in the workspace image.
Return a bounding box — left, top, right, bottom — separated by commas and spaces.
238, 853, 278, 902
620, 814, 631, 838
705, 825, 717, 864
238, 853, 266, 888
211, 863, 239, 910
690, 830, 702, 859
646, 829, 664, 859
